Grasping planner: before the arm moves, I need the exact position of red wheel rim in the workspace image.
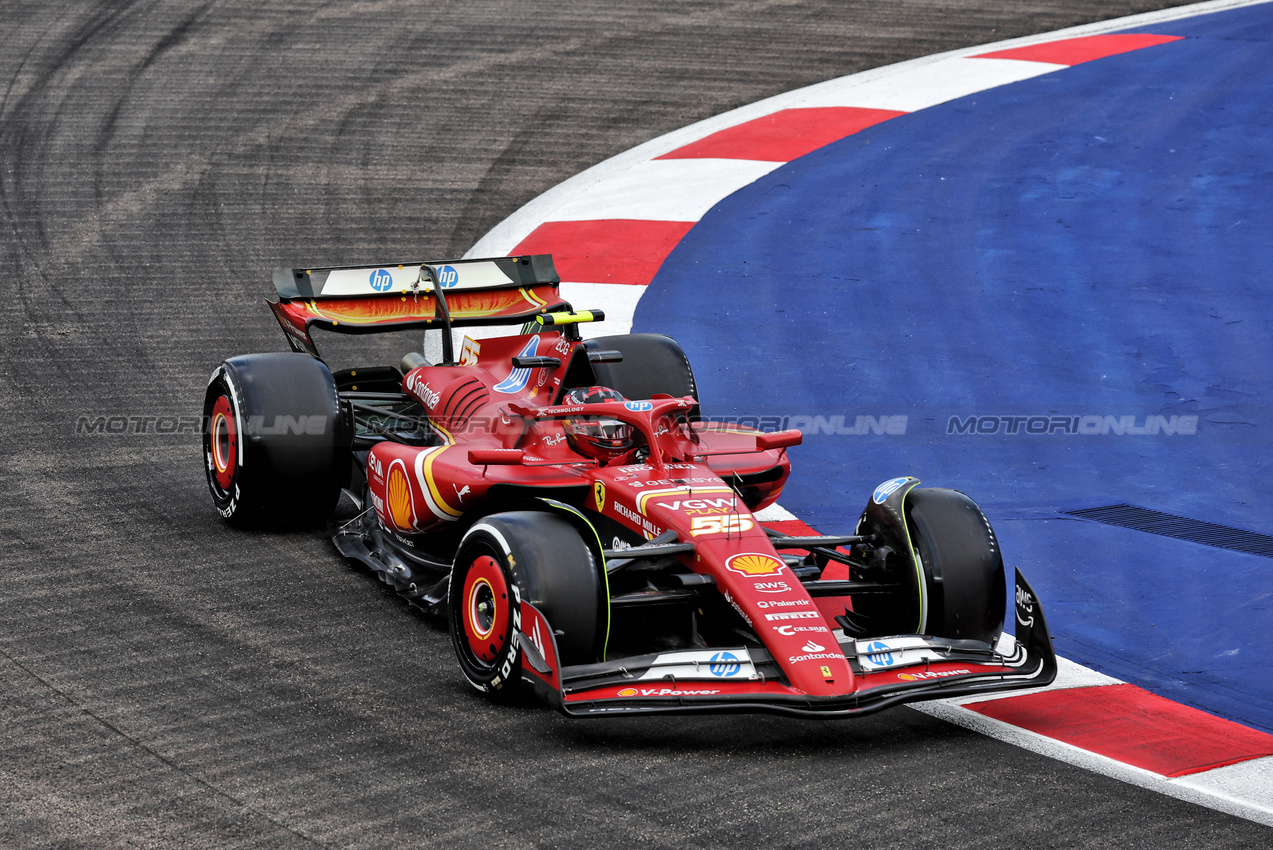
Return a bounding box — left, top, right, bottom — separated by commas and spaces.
462, 554, 510, 663
210, 395, 237, 491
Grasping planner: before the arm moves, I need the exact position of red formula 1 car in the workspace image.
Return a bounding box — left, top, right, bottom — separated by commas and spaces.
203, 255, 1056, 716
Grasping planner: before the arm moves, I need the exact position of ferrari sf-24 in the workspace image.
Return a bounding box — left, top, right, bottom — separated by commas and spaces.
203, 254, 1056, 716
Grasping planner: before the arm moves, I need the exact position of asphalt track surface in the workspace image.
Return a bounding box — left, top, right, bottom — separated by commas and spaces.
2, 2, 1268, 847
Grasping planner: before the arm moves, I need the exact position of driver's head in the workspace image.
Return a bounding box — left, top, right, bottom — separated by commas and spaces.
562, 386, 633, 462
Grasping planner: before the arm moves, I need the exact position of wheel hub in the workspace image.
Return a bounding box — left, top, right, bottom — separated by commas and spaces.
462, 554, 510, 664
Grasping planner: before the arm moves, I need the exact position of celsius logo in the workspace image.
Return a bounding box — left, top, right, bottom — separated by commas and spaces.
436, 264, 460, 288
625, 400, 653, 412
776, 625, 824, 636
709, 652, 741, 677
873, 477, 910, 505
369, 268, 393, 292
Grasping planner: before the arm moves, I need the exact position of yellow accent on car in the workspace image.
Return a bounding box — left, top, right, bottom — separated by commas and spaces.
422, 447, 463, 518
535, 310, 601, 326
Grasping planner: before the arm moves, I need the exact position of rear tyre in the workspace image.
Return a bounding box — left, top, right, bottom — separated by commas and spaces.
449, 512, 604, 697
203, 353, 346, 528
905, 488, 1005, 644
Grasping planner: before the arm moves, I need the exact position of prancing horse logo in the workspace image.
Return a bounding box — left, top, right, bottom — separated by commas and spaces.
593, 481, 606, 511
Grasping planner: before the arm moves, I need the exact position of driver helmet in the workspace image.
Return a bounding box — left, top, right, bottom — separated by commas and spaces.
562, 386, 634, 461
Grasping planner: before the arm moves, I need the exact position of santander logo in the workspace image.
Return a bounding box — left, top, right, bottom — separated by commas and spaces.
801, 640, 825, 653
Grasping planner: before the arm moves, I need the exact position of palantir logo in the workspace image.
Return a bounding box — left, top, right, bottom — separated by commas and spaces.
709, 651, 741, 677
369, 268, 393, 292
436, 264, 460, 288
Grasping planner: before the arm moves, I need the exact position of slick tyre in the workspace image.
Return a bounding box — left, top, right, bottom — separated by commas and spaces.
203, 353, 347, 528
905, 488, 1005, 644
449, 512, 604, 698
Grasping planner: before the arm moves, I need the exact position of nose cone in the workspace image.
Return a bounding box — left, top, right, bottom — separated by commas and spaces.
693, 538, 855, 696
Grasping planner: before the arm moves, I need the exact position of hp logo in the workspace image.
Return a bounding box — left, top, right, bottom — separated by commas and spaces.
369, 269, 393, 292
865, 641, 895, 666
437, 264, 460, 288
709, 651, 741, 677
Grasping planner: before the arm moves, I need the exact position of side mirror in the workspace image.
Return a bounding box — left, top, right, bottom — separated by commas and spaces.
756, 430, 803, 450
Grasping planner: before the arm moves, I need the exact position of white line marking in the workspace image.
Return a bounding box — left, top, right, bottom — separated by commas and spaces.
913, 700, 1273, 827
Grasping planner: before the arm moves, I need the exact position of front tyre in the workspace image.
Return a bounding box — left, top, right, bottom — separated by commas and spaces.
905, 488, 1005, 644
449, 512, 604, 698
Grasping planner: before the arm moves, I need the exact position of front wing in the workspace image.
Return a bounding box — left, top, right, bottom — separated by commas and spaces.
516, 569, 1057, 718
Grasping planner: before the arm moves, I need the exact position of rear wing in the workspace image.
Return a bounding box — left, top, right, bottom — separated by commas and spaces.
268, 255, 569, 357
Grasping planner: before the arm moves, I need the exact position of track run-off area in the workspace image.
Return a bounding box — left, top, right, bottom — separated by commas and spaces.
472, 0, 1273, 826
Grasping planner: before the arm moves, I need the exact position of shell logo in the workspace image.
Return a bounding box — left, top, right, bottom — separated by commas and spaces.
618, 687, 637, 697
726, 553, 784, 577
387, 463, 415, 530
